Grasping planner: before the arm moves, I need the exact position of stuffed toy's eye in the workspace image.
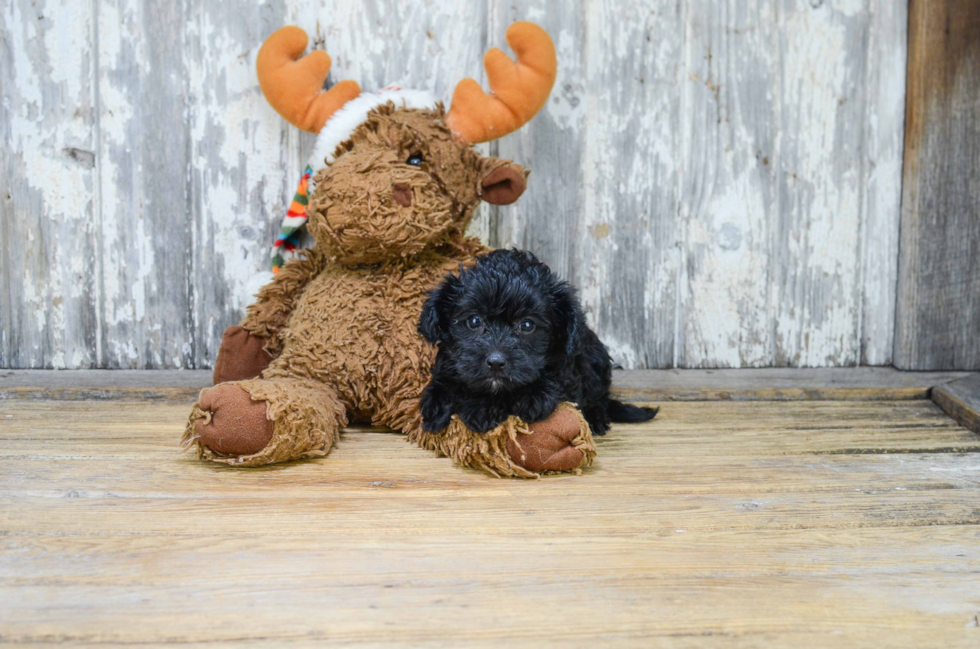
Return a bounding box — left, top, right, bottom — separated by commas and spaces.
466, 315, 483, 330
519, 320, 536, 333
407, 153, 424, 166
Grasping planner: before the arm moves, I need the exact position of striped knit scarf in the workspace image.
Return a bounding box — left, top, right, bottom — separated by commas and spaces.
271, 165, 313, 273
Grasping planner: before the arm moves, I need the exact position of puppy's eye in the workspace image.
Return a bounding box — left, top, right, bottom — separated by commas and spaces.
466, 315, 483, 330
519, 320, 536, 333
406, 153, 424, 166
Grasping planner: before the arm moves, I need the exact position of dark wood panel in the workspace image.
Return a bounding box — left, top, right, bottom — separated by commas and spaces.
895, 0, 980, 370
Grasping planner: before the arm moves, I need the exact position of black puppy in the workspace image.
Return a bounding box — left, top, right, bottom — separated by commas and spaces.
418, 249, 658, 435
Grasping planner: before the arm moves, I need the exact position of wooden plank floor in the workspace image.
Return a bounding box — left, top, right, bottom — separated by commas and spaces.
2, 398, 980, 647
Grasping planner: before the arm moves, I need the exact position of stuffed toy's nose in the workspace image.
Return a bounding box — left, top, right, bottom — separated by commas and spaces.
392, 183, 413, 207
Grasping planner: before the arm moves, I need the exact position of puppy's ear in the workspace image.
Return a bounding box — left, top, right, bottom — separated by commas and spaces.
552, 281, 585, 357
418, 274, 462, 344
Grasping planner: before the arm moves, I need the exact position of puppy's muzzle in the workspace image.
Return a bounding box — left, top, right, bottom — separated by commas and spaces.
486, 351, 507, 371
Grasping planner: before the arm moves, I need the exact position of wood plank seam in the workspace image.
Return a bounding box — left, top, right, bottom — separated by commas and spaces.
931, 374, 980, 435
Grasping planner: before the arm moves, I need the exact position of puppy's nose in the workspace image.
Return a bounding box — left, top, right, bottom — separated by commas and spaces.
486, 352, 507, 371
392, 183, 412, 207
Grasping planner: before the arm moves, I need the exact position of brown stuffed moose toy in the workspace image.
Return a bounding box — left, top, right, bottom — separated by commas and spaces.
182, 22, 597, 477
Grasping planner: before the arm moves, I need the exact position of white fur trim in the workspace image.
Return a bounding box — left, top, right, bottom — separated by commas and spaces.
306, 88, 438, 173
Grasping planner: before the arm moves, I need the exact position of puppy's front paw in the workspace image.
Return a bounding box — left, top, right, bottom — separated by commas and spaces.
457, 410, 508, 434
422, 411, 453, 433
420, 385, 454, 433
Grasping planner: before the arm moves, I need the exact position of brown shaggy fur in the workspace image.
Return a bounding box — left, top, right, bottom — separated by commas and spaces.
182, 104, 592, 476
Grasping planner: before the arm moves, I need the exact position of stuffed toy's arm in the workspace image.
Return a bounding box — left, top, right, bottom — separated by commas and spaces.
212, 252, 326, 385
407, 402, 596, 478
239, 250, 326, 356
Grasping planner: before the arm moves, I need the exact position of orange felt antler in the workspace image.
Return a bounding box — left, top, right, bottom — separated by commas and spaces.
256, 26, 361, 133
446, 22, 557, 144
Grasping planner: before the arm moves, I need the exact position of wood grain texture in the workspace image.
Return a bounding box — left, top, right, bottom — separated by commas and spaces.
489, 0, 589, 293
679, 0, 777, 368
1, 368, 974, 402
494, 0, 683, 369
97, 0, 296, 369
770, 0, 868, 367
497, 0, 907, 369
895, 0, 980, 371
860, 0, 907, 366
1, 1, 909, 369
0, 0, 99, 369
932, 373, 980, 435
1, 397, 979, 645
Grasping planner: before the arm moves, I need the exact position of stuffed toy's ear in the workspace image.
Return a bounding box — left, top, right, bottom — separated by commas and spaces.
418, 275, 462, 344
551, 280, 585, 357
480, 160, 528, 205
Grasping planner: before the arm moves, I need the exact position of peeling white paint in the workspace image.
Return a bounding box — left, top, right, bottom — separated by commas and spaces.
774, 3, 865, 366
2, 0, 98, 368
187, 10, 295, 317
2, 0, 908, 369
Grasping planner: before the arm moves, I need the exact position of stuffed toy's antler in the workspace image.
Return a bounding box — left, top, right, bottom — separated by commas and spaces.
256, 26, 362, 133
446, 22, 557, 144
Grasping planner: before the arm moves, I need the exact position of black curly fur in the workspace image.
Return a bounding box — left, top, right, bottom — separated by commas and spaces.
418, 249, 658, 434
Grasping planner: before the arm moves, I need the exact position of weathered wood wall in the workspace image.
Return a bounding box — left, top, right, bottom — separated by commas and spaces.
894, 0, 980, 371
0, 0, 908, 369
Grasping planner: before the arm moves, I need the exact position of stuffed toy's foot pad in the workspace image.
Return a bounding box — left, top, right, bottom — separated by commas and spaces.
212, 326, 273, 384
194, 384, 274, 456
507, 407, 587, 472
